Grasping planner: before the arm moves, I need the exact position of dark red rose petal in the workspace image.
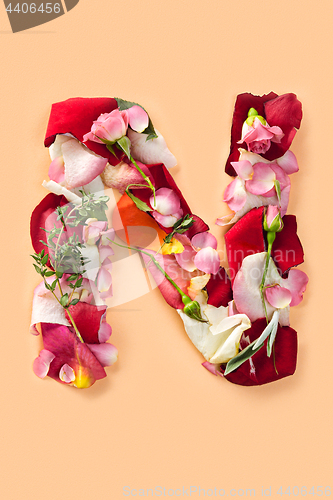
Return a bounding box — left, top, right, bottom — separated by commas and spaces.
225, 207, 265, 284
65, 302, 107, 344
131, 163, 209, 236
225, 208, 304, 282
30, 193, 67, 264
41, 323, 106, 384
222, 318, 297, 386
225, 92, 278, 176
264, 93, 302, 161
44, 97, 122, 166
206, 267, 233, 307
272, 215, 304, 274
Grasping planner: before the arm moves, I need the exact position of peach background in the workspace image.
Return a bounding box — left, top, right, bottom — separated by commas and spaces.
0, 1, 332, 498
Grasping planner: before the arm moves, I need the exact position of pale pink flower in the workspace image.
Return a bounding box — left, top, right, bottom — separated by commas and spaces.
238, 117, 284, 154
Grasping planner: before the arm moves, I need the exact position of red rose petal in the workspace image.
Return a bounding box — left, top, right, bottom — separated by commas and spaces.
223, 318, 297, 386
65, 302, 107, 344
30, 193, 67, 263
272, 215, 304, 274
41, 323, 106, 384
264, 93, 302, 161
206, 267, 233, 307
44, 97, 122, 166
225, 207, 265, 284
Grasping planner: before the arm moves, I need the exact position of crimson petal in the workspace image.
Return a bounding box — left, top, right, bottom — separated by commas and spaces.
206, 268, 233, 307
264, 93, 302, 161
41, 323, 106, 384
225, 208, 304, 282
44, 97, 122, 166
65, 302, 107, 344
272, 215, 304, 274
30, 193, 67, 263
222, 318, 297, 386
225, 207, 265, 284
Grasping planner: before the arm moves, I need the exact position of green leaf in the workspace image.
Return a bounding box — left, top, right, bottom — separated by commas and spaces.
70, 299, 79, 306
274, 179, 281, 204
44, 271, 55, 277
115, 97, 158, 140
224, 340, 264, 375
51, 280, 58, 291
252, 310, 279, 350
66, 274, 78, 282
125, 189, 152, 212
33, 264, 42, 275
106, 143, 116, 156
117, 136, 131, 159
55, 271, 63, 279
31, 254, 40, 263
40, 249, 45, 258
60, 293, 69, 307
75, 278, 83, 288
41, 254, 49, 266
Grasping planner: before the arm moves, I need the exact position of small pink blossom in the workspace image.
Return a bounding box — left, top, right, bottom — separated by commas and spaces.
83, 106, 149, 145
238, 116, 284, 154
83, 109, 129, 144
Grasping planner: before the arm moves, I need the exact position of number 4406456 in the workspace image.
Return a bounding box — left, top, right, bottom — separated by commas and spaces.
6, 3, 61, 14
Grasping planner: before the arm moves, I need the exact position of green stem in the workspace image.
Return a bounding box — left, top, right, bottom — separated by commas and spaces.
130, 155, 156, 204
66, 307, 84, 343
111, 240, 188, 301
259, 232, 276, 324
41, 274, 84, 343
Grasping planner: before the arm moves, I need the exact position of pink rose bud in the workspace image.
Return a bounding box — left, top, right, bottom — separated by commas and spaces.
263, 205, 284, 233
83, 109, 129, 144
238, 108, 284, 155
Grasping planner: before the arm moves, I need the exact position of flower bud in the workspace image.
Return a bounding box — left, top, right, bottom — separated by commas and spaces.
182, 296, 208, 323
245, 108, 267, 127
263, 205, 284, 233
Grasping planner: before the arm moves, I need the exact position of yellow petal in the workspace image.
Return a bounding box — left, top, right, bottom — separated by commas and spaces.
161, 238, 184, 255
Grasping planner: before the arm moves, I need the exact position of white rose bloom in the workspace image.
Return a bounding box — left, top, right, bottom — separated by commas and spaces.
177, 292, 251, 364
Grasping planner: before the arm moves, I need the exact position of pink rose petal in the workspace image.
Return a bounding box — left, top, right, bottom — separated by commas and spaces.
59, 363, 75, 383
231, 160, 254, 180
194, 247, 220, 274
246, 163, 276, 195
285, 269, 309, 306
202, 361, 223, 376
223, 178, 247, 212
98, 321, 112, 343
150, 187, 181, 215
276, 150, 299, 174
48, 156, 65, 184
191, 232, 218, 250
175, 245, 197, 272
127, 105, 149, 133
87, 343, 118, 367
33, 349, 55, 379
62, 139, 108, 188
97, 266, 112, 293
265, 285, 292, 309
